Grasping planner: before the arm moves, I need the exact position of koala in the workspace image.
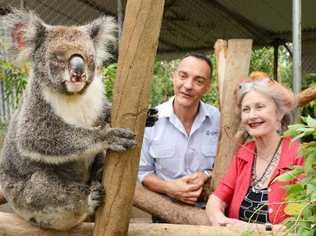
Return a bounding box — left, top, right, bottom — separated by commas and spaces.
0, 10, 136, 230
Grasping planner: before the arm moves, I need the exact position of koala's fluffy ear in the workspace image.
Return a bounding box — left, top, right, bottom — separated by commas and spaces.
83, 16, 117, 67
0, 9, 46, 63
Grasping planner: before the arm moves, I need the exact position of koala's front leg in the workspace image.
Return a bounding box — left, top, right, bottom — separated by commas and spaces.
101, 127, 136, 152
17, 117, 135, 163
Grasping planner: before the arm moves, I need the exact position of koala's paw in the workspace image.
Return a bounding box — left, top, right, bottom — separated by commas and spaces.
103, 127, 136, 152
88, 182, 105, 213
145, 108, 158, 127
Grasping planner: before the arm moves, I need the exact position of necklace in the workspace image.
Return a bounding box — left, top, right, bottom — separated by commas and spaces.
252, 138, 282, 193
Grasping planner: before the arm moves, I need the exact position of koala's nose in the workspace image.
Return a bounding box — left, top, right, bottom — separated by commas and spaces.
69, 55, 85, 74
69, 55, 85, 79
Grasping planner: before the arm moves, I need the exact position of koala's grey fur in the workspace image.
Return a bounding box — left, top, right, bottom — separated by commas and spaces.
0, 10, 135, 230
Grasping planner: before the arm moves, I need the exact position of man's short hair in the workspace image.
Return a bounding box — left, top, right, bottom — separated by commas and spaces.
182, 52, 213, 79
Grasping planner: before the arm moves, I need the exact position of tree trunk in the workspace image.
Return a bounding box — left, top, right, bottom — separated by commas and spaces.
211, 39, 253, 190
93, 1, 165, 236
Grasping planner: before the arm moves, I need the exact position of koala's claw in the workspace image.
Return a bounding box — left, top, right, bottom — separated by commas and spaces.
103, 128, 136, 152
88, 182, 105, 213
145, 108, 158, 127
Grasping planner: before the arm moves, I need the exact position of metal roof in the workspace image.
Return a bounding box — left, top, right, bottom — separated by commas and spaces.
1, 0, 316, 72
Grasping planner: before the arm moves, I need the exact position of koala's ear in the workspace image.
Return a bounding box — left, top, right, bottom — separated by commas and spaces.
83, 16, 117, 66
0, 9, 46, 63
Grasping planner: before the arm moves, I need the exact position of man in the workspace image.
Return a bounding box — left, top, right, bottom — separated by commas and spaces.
138, 52, 220, 209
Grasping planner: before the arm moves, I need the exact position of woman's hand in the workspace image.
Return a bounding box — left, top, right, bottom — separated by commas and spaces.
206, 194, 230, 225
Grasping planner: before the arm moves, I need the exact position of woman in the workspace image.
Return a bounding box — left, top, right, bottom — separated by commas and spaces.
206, 72, 303, 227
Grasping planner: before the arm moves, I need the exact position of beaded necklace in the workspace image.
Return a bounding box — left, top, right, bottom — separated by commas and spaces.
251, 138, 282, 193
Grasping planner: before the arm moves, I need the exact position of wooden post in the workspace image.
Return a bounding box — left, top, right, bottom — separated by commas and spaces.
93, 1, 165, 236
211, 39, 252, 190
214, 40, 227, 107
297, 85, 316, 106
133, 182, 210, 225
0, 212, 286, 236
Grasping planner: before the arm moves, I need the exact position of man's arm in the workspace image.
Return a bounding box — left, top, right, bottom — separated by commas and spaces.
142, 173, 205, 205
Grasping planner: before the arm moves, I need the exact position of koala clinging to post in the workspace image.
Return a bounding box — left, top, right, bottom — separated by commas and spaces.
0, 9, 136, 230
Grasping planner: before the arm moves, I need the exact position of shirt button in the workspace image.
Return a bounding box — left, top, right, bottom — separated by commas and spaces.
268, 208, 273, 213
268, 188, 272, 192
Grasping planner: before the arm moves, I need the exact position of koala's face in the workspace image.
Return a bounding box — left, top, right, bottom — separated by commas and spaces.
1, 10, 116, 95
46, 27, 97, 94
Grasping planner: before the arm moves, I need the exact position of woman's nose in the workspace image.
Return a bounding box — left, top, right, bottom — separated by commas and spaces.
248, 109, 258, 118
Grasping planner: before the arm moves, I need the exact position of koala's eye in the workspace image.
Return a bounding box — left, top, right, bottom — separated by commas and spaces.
52, 54, 64, 62
50, 54, 66, 68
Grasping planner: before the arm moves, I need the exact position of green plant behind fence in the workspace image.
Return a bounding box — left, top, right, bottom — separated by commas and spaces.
277, 109, 316, 236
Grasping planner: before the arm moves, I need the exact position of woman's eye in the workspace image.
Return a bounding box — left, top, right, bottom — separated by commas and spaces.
256, 104, 265, 110
242, 107, 249, 112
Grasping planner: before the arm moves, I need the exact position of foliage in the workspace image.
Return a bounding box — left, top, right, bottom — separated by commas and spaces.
102, 63, 117, 102
277, 110, 316, 236
249, 47, 274, 76
0, 59, 28, 108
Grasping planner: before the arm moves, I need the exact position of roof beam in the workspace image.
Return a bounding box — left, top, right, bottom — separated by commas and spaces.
209, 0, 273, 43
75, 0, 115, 16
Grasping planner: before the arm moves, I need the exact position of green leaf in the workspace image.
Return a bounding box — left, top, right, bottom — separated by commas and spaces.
284, 124, 306, 137
275, 166, 304, 182
305, 115, 316, 127
311, 191, 316, 201
305, 152, 316, 175
285, 203, 305, 215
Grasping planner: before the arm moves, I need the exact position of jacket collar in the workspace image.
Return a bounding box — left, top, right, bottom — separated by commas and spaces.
237, 137, 295, 170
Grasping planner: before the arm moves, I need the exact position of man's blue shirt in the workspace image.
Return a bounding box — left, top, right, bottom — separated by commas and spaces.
138, 97, 220, 183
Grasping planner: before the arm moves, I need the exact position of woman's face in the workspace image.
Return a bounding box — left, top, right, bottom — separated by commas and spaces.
241, 90, 281, 138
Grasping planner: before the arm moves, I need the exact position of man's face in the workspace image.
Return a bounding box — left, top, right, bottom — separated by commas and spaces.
172, 56, 211, 109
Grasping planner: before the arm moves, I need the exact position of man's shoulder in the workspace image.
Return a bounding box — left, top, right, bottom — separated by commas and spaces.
155, 99, 173, 117
201, 102, 220, 119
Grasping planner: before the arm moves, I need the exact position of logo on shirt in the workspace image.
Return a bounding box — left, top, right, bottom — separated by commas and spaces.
206, 130, 218, 136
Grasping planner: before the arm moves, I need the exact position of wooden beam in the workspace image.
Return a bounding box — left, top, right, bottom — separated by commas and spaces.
93, 1, 165, 236
133, 182, 210, 225
0, 212, 287, 236
297, 85, 316, 106
211, 39, 253, 190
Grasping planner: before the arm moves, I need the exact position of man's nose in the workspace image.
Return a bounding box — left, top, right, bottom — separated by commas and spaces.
183, 78, 193, 89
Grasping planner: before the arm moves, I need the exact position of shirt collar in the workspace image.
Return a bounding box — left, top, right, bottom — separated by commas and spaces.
158, 96, 213, 120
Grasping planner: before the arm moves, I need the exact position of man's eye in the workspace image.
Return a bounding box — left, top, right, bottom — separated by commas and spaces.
178, 73, 186, 79
196, 79, 204, 85
242, 107, 250, 112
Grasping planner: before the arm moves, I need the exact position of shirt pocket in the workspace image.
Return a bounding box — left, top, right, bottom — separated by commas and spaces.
200, 144, 216, 169
149, 143, 177, 177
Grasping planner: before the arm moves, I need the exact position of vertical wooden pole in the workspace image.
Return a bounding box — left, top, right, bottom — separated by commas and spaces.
214, 40, 227, 107
211, 39, 252, 190
93, 1, 165, 235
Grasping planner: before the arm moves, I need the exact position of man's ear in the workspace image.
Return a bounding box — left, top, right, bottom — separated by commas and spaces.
0, 9, 46, 63
83, 16, 117, 67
